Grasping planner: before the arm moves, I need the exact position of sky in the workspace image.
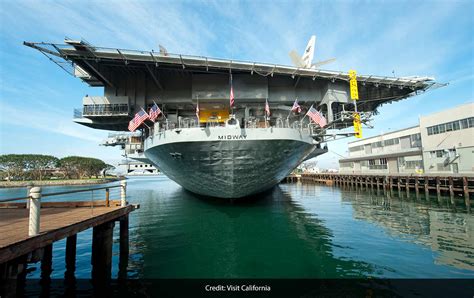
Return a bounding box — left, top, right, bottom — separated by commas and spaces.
0, 0, 473, 168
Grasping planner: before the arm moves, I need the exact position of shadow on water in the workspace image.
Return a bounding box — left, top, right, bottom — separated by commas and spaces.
133, 182, 376, 279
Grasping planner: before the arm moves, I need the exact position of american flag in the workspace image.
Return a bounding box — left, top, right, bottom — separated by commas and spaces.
265, 99, 271, 116
291, 99, 301, 113
307, 106, 327, 128
148, 103, 161, 122
229, 75, 235, 108
128, 109, 149, 132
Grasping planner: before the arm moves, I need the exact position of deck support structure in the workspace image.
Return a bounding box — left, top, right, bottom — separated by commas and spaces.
91, 221, 115, 281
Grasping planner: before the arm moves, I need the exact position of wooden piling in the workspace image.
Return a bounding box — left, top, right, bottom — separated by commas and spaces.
424, 176, 429, 197
415, 177, 419, 197
449, 177, 455, 203
118, 215, 129, 279
463, 177, 470, 210
91, 221, 115, 281
436, 177, 441, 197
405, 178, 410, 197
41, 244, 53, 280
65, 234, 77, 280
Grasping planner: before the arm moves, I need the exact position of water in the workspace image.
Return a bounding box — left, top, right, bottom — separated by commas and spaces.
1, 176, 473, 279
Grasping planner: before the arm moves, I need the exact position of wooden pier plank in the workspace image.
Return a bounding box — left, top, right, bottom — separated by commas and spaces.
0, 205, 136, 264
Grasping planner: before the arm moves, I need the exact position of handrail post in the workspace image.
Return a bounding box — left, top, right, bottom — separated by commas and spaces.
26, 182, 34, 209
105, 188, 110, 207
120, 180, 127, 207
28, 187, 42, 236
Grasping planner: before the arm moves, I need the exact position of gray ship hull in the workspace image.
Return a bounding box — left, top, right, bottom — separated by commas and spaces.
144, 127, 326, 198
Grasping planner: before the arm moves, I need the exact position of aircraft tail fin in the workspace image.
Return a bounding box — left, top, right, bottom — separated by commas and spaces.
301, 35, 316, 68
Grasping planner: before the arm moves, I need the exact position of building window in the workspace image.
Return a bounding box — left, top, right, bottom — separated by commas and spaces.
427, 117, 473, 135
406, 160, 423, 169
371, 141, 383, 148
368, 158, 388, 170
361, 160, 368, 167
384, 138, 400, 146
446, 122, 453, 131
410, 133, 422, 147
349, 145, 364, 152
398, 157, 406, 166
427, 127, 433, 135
453, 121, 460, 130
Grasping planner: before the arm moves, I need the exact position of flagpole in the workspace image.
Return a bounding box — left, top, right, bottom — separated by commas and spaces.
153, 100, 166, 119
287, 98, 297, 120
230, 73, 234, 116
196, 96, 199, 125
301, 104, 313, 123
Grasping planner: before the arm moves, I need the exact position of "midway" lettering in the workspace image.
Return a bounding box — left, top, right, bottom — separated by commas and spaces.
217, 135, 247, 140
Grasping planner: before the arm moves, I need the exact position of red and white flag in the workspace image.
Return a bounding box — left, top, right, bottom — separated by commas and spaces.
128, 109, 150, 132
265, 99, 271, 117
291, 99, 301, 113
148, 103, 162, 122
229, 74, 235, 108
307, 106, 327, 128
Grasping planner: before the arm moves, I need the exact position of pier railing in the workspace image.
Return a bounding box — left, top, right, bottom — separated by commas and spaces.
0, 180, 127, 236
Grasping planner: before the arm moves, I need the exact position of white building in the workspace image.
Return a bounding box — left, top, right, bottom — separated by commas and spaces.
119, 160, 159, 175
339, 102, 473, 175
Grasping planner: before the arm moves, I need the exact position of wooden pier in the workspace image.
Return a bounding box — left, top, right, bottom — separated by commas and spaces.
284, 173, 473, 208
0, 181, 138, 296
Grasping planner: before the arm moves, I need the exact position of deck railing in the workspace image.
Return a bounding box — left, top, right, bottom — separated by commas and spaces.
0, 181, 127, 236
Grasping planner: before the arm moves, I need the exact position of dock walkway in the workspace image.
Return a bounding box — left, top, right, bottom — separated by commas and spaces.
0, 202, 134, 264
0, 181, 138, 297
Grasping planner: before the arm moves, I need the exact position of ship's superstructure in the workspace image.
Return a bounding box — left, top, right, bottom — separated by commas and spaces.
25, 38, 439, 198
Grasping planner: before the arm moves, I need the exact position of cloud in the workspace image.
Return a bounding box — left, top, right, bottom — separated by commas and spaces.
0, 100, 104, 143
1, 0, 472, 167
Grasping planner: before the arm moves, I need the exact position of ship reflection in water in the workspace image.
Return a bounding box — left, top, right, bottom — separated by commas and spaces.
128, 177, 473, 278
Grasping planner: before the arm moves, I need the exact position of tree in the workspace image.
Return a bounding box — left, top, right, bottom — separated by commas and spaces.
0, 154, 59, 181
0, 155, 25, 181
59, 156, 108, 179
22, 155, 58, 180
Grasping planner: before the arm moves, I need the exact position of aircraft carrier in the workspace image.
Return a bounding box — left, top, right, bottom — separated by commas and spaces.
25, 37, 438, 198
